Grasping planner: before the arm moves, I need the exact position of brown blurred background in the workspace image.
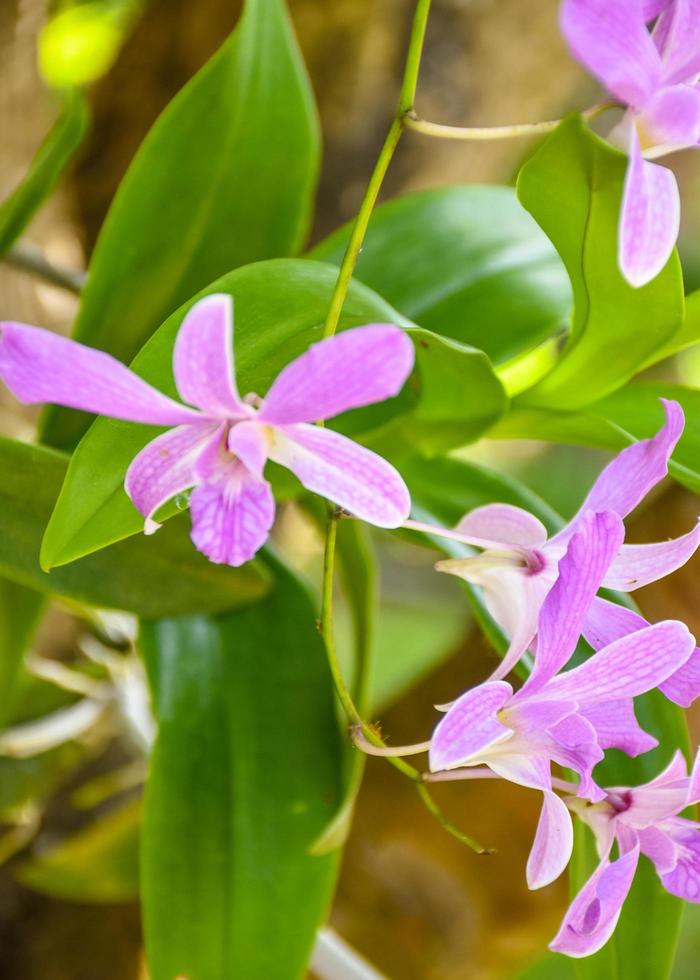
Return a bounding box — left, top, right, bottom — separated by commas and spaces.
2, 1, 700, 978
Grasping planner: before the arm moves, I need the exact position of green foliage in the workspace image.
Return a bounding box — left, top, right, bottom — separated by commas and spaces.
0, 437, 267, 617
515, 116, 684, 408
140, 561, 343, 980
41, 259, 505, 569
310, 184, 572, 364
0, 582, 44, 725
0, 90, 88, 256
42, 0, 321, 450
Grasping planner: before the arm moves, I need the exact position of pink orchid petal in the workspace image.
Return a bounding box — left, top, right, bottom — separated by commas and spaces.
172, 294, 247, 418
189, 463, 275, 567
544, 621, 696, 704
550, 845, 640, 958
519, 511, 624, 697
227, 420, 271, 480
560, 0, 661, 106
554, 399, 684, 542
603, 522, 700, 591
258, 324, 414, 425
654, 823, 700, 901
645, 0, 671, 19
638, 825, 679, 874
661, 648, 700, 707
547, 713, 606, 801
689, 750, 700, 804
579, 699, 659, 756
640, 84, 700, 148
455, 503, 548, 548
0, 321, 200, 425
486, 753, 552, 792
476, 567, 552, 681
428, 681, 513, 772
619, 130, 680, 288
654, 0, 700, 85
527, 791, 574, 890
125, 422, 222, 533
268, 423, 410, 528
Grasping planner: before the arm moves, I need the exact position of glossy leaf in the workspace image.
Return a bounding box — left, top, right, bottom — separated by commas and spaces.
41, 258, 505, 569
0, 581, 45, 726
140, 561, 343, 980
310, 185, 572, 364
0, 436, 267, 617
515, 116, 684, 409
17, 798, 141, 903
42, 0, 320, 450
0, 90, 88, 255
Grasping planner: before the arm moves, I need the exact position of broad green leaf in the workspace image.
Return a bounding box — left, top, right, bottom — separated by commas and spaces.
0, 436, 267, 617
41, 258, 505, 568
16, 797, 141, 903
0, 90, 88, 255
0, 581, 45, 725
645, 288, 700, 365
140, 561, 343, 980
404, 454, 688, 973
310, 184, 572, 364
515, 115, 684, 409
42, 0, 320, 450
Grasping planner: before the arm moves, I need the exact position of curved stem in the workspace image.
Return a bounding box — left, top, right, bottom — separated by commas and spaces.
403, 101, 617, 142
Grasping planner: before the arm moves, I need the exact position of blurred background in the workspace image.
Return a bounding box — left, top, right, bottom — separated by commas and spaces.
2, 1, 700, 977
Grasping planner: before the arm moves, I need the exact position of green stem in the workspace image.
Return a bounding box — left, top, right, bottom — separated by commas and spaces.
321, 0, 433, 339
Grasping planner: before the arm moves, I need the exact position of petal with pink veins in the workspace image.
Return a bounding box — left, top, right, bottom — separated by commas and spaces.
550, 845, 640, 958
172, 294, 248, 418
0, 321, 200, 425
258, 324, 414, 424
455, 503, 548, 548
228, 420, 271, 479
654, 0, 700, 86
603, 522, 700, 591
640, 84, 700, 149
268, 423, 411, 528
429, 682, 513, 772
654, 823, 700, 901
579, 699, 658, 756
560, 0, 661, 106
618, 130, 680, 288
527, 791, 574, 889
125, 422, 223, 534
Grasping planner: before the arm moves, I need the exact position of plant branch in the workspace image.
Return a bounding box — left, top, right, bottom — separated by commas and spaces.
403, 101, 617, 142
4, 240, 86, 294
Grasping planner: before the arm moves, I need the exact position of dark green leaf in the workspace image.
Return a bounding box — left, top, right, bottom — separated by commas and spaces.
42, 0, 320, 450
17, 798, 141, 903
41, 258, 505, 569
0, 581, 45, 726
140, 561, 343, 980
0, 436, 267, 617
0, 90, 88, 256
515, 116, 684, 409
310, 184, 572, 364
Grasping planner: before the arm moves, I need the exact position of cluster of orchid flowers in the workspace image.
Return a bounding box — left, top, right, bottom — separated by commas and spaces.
2, 298, 700, 958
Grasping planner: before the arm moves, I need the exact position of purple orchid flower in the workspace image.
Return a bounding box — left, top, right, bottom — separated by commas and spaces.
560, 0, 700, 286
429, 510, 696, 890
409, 399, 700, 681
551, 749, 700, 957
0, 294, 414, 566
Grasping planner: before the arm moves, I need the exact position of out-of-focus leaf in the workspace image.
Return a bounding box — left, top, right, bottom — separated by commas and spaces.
0, 436, 268, 616
16, 797, 141, 903
404, 454, 688, 973
41, 259, 505, 568
42, 0, 320, 451
515, 116, 684, 409
310, 185, 572, 364
0, 582, 44, 725
0, 90, 88, 256
140, 560, 343, 980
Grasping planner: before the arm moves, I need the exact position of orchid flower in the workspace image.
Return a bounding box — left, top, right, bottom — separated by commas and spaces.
0, 294, 414, 566
560, 0, 700, 286
551, 749, 700, 957
429, 510, 696, 890
409, 399, 700, 680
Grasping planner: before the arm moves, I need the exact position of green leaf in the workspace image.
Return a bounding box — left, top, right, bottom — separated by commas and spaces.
404, 454, 688, 973
515, 116, 684, 409
140, 560, 343, 980
0, 90, 88, 255
42, 0, 320, 451
41, 258, 505, 569
16, 798, 141, 903
0, 436, 267, 617
310, 184, 572, 364
0, 581, 45, 726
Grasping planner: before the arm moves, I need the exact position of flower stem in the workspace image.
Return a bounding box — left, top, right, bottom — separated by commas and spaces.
321, 0, 433, 340
403, 101, 617, 142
